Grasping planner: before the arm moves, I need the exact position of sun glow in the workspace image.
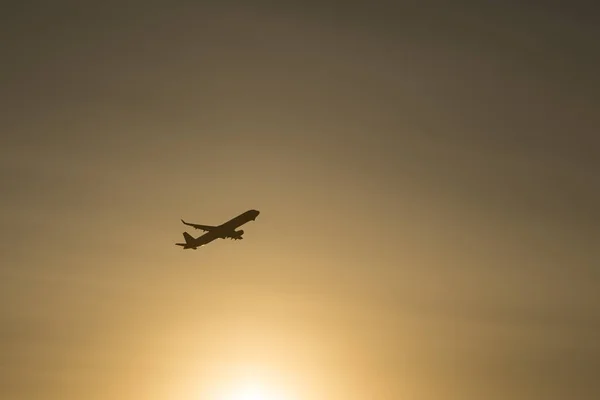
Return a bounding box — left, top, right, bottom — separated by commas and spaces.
198, 368, 299, 400
222, 381, 282, 400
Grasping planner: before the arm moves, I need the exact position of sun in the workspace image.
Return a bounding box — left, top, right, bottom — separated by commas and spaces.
215, 378, 293, 400
227, 382, 273, 400
179, 362, 302, 400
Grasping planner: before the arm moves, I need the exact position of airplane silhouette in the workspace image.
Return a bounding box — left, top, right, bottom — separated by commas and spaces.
176, 209, 260, 250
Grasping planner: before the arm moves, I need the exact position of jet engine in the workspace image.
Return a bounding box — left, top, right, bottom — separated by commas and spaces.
229, 230, 244, 240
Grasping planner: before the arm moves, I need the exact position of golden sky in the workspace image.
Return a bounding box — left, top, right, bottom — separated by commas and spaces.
1, 2, 599, 400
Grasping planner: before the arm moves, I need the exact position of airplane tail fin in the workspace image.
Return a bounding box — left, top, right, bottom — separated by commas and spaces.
175, 232, 196, 248
182, 231, 195, 244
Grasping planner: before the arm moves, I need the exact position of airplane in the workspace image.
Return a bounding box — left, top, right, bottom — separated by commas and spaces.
175, 209, 260, 250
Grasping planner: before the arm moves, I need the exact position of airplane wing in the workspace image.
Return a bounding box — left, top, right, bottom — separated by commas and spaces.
181, 219, 217, 232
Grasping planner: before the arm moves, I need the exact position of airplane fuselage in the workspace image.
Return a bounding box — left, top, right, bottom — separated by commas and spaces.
177, 209, 259, 249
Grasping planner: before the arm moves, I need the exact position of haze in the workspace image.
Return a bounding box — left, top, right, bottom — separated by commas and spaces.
1, 2, 598, 399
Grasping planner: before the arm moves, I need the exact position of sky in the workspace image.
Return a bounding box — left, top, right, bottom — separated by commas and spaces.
1, 1, 599, 399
